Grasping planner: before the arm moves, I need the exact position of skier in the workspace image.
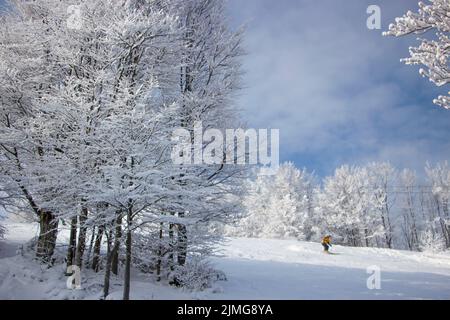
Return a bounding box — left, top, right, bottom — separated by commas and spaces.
321, 235, 332, 253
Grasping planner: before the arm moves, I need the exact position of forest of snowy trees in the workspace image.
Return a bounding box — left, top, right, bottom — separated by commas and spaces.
0, 0, 245, 298
228, 162, 450, 253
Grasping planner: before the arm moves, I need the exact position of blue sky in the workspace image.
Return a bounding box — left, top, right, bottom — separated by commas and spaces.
227, 0, 450, 177
1, 0, 448, 177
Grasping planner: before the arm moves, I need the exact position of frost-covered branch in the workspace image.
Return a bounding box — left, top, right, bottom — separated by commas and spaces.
384, 0, 450, 109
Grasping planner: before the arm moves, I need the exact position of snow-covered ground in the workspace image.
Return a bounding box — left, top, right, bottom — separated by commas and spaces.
1, 221, 450, 300
207, 238, 450, 300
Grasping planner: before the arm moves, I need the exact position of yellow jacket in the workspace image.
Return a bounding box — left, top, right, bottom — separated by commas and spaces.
322, 236, 332, 245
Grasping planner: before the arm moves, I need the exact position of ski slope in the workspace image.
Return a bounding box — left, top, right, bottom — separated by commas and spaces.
1, 222, 450, 300
206, 238, 450, 299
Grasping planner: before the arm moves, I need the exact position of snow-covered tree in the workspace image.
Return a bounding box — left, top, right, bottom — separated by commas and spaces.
384, 0, 450, 109
151, 0, 245, 287
235, 163, 316, 240
399, 169, 421, 251
425, 162, 450, 248
419, 229, 446, 252
366, 162, 397, 248
0, 0, 70, 262
318, 165, 384, 247
0, 0, 245, 298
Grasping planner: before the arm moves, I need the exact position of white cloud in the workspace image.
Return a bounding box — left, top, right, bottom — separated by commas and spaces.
228, 0, 450, 175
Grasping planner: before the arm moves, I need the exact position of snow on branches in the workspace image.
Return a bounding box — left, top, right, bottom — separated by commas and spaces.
230, 163, 316, 240
0, 0, 245, 297
384, 0, 450, 109
233, 161, 450, 252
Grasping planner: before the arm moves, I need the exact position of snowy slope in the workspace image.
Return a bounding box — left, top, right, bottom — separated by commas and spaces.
1, 222, 450, 300
205, 238, 450, 300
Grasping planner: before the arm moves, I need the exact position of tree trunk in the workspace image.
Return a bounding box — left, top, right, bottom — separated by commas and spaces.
111, 214, 122, 275
92, 225, 104, 272
381, 214, 392, 249
168, 222, 175, 271
383, 194, 393, 249
66, 215, 77, 269
443, 199, 450, 248
85, 226, 96, 268
156, 222, 163, 282
36, 210, 59, 264
103, 230, 112, 299
75, 207, 88, 268
177, 212, 187, 266
364, 229, 369, 247
123, 206, 132, 300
